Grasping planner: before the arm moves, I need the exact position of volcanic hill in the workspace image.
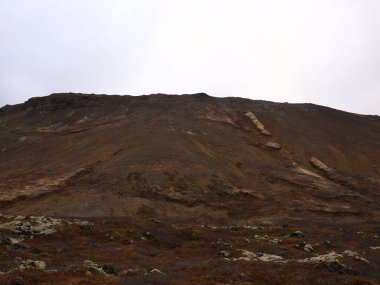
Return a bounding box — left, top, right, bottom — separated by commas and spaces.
0, 93, 379, 285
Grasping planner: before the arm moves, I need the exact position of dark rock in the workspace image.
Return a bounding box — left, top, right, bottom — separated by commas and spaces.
79, 221, 94, 230
30, 248, 43, 254
102, 263, 117, 275
229, 226, 240, 231
0, 236, 21, 246
10, 276, 25, 285
122, 239, 134, 245
295, 241, 306, 249
327, 261, 356, 275
277, 251, 289, 257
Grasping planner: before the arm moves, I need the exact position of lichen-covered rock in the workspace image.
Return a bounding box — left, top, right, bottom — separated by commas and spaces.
233, 249, 284, 263
83, 260, 107, 275
257, 253, 284, 262
342, 250, 369, 263
19, 260, 46, 271
0, 216, 61, 236
299, 251, 343, 264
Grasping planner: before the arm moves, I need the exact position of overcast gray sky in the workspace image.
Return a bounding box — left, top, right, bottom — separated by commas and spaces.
0, 0, 379, 114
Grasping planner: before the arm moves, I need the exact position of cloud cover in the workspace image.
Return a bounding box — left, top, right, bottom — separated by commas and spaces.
0, 0, 379, 114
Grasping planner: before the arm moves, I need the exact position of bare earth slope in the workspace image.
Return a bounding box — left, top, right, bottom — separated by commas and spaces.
0, 93, 379, 284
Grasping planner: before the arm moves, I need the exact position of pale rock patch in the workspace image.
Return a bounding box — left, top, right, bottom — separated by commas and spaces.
244, 112, 271, 136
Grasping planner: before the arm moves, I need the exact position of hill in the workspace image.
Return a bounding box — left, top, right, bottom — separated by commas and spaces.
0, 93, 379, 284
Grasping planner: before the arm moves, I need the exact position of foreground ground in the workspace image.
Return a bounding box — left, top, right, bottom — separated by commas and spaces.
0, 214, 379, 285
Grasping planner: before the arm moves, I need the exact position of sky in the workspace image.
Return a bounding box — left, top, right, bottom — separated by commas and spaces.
0, 0, 379, 115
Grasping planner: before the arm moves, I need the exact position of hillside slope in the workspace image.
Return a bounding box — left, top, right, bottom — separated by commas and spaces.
0, 93, 379, 219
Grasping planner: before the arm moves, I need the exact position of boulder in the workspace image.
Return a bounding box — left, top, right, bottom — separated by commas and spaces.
265, 142, 281, 149
290, 231, 305, 237
78, 221, 94, 230
102, 263, 117, 275
148, 268, 164, 275
304, 244, 314, 252
83, 260, 107, 276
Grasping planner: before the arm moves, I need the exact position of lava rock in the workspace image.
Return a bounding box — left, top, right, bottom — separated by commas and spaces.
79, 221, 94, 230
102, 263, 117, 275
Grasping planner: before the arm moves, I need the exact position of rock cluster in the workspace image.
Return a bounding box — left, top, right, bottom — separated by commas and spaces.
0, 215, 62, 237
299, 251, 343, 264
233, 249, 284, 263
19, 260, 46, 271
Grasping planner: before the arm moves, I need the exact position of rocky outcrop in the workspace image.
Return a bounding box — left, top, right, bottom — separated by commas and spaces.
310, 157, 333, 173
198, 106, 237, 127
298, 251, 358, 275
294, 166, 322, 178
244, 112, 271, 136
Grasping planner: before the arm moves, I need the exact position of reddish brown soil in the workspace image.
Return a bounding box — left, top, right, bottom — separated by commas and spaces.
0, 93, 379, 284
